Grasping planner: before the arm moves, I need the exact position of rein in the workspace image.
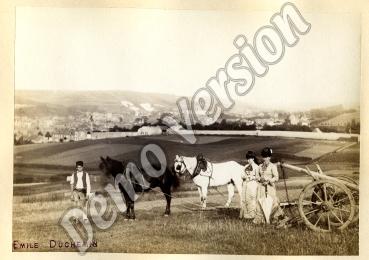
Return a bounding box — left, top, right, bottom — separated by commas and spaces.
178, 157, 195, 178
179, 159, 190, 177
128, 179, 220, 211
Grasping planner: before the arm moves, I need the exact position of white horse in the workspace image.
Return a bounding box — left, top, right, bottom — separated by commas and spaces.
174, 155, 244, 209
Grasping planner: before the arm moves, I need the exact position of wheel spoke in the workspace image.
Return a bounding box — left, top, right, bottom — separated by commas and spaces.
332, 207, 350, 213
327, 213, 331, 231
304, 208, 320, 216
314, 213, 323, 227
306, 212, 316, 220
312, 190, 324, 203
330, 210, 344, 224
329, 185, 338, 203
323, 184, 328, 202
333, 197, 349, 205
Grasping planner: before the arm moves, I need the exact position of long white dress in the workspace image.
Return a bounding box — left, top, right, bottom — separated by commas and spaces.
240, 162, 259, 219
253, 162, 285, 224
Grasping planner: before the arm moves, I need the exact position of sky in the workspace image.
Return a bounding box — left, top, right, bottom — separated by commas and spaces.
15, 7, 361, 110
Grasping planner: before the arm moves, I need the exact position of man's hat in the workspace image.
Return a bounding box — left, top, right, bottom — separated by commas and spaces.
245, 151, 256, 160
261, 147, 273, 158
76, 161, 84, 167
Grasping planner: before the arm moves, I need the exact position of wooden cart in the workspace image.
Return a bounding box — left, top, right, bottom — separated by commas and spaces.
278, 162, 359, 232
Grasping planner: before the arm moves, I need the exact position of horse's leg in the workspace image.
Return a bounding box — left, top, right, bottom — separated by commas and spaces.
160, 185, 171, 216
120, 185, 130, 220
130, 203, 136, 220
197, 187, 203, 204
164, 193, 171, 216
124, 196, 135, 220
234, 178, 244, 209
201, 185, 208, 209
225, 183, 235, 207
124, 201, 130, 220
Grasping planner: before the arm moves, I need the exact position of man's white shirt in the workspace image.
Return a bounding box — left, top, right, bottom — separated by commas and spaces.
70, 171, 91, 195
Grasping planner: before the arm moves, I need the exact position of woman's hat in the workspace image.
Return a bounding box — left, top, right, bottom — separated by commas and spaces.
245, 151, 256, 160
261, 147, 273, 158
76, 160, 84, 167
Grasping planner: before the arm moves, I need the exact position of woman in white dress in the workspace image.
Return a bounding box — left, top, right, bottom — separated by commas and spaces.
240, 151, 259, 220
253, 147, 288, 225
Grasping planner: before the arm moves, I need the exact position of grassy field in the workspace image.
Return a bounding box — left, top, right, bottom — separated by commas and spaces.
13, 202, 358, 255
14, 135, 350, 168
12, 135, 360, 254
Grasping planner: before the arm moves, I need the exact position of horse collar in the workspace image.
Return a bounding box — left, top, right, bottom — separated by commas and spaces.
192, 157, 202, 179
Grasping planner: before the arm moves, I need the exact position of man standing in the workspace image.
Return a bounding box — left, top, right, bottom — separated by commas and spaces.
70, 160, 91, 222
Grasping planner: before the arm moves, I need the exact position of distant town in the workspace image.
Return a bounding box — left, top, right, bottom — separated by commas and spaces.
14, 101, 360, 145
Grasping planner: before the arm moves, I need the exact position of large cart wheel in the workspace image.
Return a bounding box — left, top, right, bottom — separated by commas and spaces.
336, 175, 358, 186
298, 179, 355, 232
335, 176, 359, 225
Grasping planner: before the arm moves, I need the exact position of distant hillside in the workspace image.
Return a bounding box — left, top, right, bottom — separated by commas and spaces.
15, 90, 180, 117
317, 112, 360, 126
14, 90, 257, 118
15, 90, 353, 120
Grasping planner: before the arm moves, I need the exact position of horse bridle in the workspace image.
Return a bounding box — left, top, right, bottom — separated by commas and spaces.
176, 157, 194, 176
177, 156, 211, 179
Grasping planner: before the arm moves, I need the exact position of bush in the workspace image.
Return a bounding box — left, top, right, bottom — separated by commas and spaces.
262, 124, 312, 132
14, 135, 33, 145
191, 120, 257, 131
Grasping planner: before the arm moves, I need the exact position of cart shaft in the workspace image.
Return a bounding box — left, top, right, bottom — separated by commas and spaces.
278, 162, 359, 191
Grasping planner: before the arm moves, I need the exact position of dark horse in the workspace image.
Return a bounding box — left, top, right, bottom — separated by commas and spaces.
99, 156, 179, 219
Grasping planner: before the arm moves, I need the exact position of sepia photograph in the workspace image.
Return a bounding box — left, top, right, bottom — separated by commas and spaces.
6, 1, 366, 257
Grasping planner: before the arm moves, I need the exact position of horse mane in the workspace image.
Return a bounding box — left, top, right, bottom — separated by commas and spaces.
100, 156, 125, 178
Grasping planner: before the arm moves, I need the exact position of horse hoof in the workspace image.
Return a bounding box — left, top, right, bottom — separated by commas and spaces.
164, 214, 169, 217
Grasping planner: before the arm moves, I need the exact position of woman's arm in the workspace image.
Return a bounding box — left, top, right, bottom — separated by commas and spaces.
269, 164, 279, 183
86, 173, 91, 196
70, 173, 75, 200
255, 166, 261, 182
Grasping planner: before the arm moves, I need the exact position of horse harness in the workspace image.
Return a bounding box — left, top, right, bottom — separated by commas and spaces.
121, 166, 150, 196
176, 155, 213, 184
193, 154, 206, 178
192, 154, 214, 188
